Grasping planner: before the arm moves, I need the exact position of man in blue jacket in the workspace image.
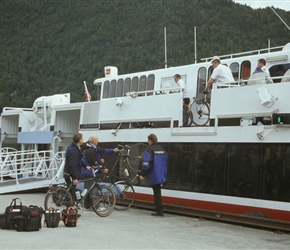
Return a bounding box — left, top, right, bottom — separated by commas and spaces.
81, 135, 118, 209
140, 134, 168, 216
63, 133, 84, 203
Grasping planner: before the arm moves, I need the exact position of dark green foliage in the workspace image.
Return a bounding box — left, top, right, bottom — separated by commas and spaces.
0, 0, 289, 111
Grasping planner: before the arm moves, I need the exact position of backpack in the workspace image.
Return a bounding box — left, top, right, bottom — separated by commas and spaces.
61, 207, 79, 227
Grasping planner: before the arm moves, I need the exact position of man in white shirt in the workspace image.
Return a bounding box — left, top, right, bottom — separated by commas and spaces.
252, 58, 270, 76
204, 58, 235, 93
173, 74, 190, 105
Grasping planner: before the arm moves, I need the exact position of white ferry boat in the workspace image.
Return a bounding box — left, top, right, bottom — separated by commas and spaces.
1, 43, 290, 222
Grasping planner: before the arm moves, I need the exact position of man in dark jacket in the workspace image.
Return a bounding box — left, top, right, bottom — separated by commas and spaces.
81, 135, 118, 209
140, 134, 168, 216
63, 133, 84, 202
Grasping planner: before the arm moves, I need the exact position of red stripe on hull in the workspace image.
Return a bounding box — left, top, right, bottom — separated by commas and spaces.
135, 193, 290, 222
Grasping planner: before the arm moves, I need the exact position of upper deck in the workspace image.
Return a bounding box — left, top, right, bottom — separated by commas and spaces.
1, 43, 290, 145
1, 43, 290, 193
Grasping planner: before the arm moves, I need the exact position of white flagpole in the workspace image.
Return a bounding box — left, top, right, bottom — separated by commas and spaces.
83, 81, 91, 102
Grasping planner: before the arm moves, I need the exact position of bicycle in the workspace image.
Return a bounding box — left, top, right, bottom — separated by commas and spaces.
107, 143, 148, 210
109, 168, 140, 211
44, 170, 116, 217
185, 95, 210, 127
114, 143, 148, 173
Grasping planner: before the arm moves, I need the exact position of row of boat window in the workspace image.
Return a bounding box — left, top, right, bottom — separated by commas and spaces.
100, 62, 289, 99
101, 141, 290, 202
102, 74, 155, 99
161, 142, 290, 202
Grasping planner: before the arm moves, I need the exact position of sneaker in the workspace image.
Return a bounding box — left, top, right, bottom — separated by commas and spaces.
97, 207, 106, 212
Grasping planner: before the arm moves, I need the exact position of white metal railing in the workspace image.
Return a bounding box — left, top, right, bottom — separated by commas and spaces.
0, 148, 65, 184
201, 45, 284, 62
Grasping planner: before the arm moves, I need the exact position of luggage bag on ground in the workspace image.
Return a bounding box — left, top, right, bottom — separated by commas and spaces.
15, 205, 44, 231
61, 206, 80, 227
44, 207, 61, 228
2, 198, 27, 230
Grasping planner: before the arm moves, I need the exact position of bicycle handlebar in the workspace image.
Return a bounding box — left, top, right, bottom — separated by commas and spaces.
117, 144, 131, 150
91, 165, 104, 177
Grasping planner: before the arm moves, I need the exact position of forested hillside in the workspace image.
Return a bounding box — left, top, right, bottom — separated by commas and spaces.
0, 0, 289, 111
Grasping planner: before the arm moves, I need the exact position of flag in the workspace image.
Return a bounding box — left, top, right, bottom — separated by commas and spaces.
83, 81, 92, 102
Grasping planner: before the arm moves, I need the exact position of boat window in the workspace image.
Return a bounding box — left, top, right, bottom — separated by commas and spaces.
207, 66, 214, 81
162, 142, 225, 194
230, 62, 239, 81
161, 76, 175, 93
196, 67, 206, 99
241, 61, 251, 80
124, 77, 131, 94
139, 75, 146, 92
226, 144, 260, 198
109, 79, 116, 98
147, 74, 155, 96
138, 75, 147, 96
269, 63, 290, 83
116, 79, 124, 97
131, 76, 139, 92
103, 80, 110, 99
262, 144, 290, 201
95, 82, 102, 100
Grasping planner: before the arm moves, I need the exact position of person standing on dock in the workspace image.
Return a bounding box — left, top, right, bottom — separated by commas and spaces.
81, 135, 118, 209
140, 134, 168, 217
63, 133, 84, 203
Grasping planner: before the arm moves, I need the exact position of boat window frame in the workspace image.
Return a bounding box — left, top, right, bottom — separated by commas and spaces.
109, 79, 117, 98
196, 67, 207, 99
116, 79, 124, 97
103, 80, 110, 99
230, 62, 239, 81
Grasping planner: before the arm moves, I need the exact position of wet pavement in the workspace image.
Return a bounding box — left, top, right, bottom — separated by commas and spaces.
0, 193, 290, 249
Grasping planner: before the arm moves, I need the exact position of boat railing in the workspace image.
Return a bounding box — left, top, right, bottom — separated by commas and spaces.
201, 45, 284, 62
213, 81, 241, 89
213, 74, 287, 89
121, 86, 182, 97
0, 148, 65, 184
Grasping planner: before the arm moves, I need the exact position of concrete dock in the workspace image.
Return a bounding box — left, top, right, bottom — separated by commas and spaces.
0, 192, 290, 249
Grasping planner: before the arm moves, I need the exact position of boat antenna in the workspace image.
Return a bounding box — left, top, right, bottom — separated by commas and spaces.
270, 6, 290, 31
194, 26, 197, 64
164, 27, 167, 68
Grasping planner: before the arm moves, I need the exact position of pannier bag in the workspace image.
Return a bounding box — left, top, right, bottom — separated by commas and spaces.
14, 215, 29, 231
61, 207, 79, 227
0, 213, 6, 229
44, 207, 61, 228
15, 205, 44, 232
3, 198, 27, 230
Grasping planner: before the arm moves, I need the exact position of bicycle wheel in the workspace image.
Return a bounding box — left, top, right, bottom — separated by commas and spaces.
91, 185, 116, 217
44, 186, 73, 210
111, 181, 135, 211
127, 143, 148, 172
190, 100, 210, 126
